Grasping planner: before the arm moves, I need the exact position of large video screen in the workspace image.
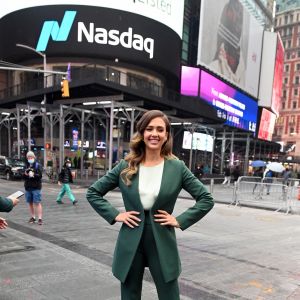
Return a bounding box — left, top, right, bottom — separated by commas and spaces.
197, 0, 263, 97
199, 70, 258, 132
180, 66, 200, 96
182, 131, 213, 152
271, 36, 284, 116
257, 108, 276, 141
0, 0, 184, 38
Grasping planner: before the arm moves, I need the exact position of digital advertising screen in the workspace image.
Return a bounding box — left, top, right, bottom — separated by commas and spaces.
271, 36, 284, 116
180, 66, 200, 96
197, 0, 263, 97
182, 131, 213, 152
0, 0, 184, 38
257, 108, 276, 141
199, 70, 258, 133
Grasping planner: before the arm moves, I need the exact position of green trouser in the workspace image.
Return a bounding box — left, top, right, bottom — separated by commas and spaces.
56, 183, 75, 202
121, 211, 180, 300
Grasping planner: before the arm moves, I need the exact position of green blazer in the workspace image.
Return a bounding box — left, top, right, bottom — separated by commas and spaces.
86, 158, 214, 283
0, 196, 13, 213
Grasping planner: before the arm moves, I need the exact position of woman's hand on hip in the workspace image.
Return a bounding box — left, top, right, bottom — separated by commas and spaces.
154, 210, 180, 228
115, 211, 141, 228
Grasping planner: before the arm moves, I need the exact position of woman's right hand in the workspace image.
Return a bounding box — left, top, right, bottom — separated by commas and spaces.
115, 211, 141, 228
11, 198, 19, 206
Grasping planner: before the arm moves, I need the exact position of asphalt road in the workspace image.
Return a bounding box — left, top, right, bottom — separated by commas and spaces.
0, 178, 300, 300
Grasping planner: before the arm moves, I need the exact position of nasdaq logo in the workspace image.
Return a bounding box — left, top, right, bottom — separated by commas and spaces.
36, 11, 77, 51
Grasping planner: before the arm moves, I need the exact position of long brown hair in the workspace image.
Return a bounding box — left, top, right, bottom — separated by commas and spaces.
121, 110, 176, 185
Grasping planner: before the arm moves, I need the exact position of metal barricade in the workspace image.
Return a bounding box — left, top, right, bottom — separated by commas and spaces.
231, 177, 291, 214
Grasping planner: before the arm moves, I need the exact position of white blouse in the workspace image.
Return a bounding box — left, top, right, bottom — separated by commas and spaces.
138, 161, 164, 210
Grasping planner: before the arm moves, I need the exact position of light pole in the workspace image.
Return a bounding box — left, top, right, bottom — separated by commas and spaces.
16, 43, 47, 170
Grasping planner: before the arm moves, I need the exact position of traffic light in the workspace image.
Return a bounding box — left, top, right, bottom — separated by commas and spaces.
61, 79, 70, 97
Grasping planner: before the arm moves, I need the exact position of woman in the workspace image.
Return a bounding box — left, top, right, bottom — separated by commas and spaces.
86, 110, 214, 299
56, 158, 77, 205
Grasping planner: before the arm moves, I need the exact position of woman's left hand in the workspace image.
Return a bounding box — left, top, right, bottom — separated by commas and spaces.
154, 210, 180, 228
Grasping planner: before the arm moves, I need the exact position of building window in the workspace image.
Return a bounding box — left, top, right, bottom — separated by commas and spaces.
283, 89, 287, 98
285, 65, 289, 72
295, 76, 299, 84
290, 14, 294, 23
282, 102, 285, 109
287, 53, 290, 60
285, 15, 288, 24
297, 64, 300, 71
295, 89, 298, 96
288, 40, 292, 48
277, 117, 284, 125
291, 115, 296, 124
284, 77, 288, 84
290, 127, 295, 134
298, 50, 300, 58
293, 101, 297, 109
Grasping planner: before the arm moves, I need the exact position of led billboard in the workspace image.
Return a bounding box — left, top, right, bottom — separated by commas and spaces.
258, 32, 284, 116
0, 5, 182, 78
199, 70, 258, 133
0, 0, 184, 38
182, 131, 213, 152
271, 36, 284, 116
180, 66, 200, 96
197, 0, 263, 97
257, 108, 276, 141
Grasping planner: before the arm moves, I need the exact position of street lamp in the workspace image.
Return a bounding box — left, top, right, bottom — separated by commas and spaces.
16, 43, 47, 170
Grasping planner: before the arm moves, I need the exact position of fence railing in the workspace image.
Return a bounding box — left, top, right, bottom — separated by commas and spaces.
229, 176, 300, 214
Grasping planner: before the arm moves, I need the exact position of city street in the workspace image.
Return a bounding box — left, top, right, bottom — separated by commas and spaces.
0, 178, 300, 299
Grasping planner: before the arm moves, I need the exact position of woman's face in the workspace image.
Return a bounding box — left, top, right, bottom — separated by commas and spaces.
143, 117, 168, 152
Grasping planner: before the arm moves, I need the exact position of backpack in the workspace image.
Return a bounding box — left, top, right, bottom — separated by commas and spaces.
265, 170, 273, 177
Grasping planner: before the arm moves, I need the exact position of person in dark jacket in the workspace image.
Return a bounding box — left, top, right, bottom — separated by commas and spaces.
232, 166, 241, 182
23, 151, 43, 225
56, 159, 77, 205
0, 196, 19, 229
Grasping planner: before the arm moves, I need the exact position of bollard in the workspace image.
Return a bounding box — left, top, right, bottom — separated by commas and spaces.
97, 170, 100, 180
85, 169, 88, 180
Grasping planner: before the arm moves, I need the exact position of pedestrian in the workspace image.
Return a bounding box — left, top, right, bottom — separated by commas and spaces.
282, 167, 292, 186
23, 151, 43, 225
232, 166, 241, 183
263, 169, 273, 195
86, 110, 214, 300
252, 167, 264, 193
194, 164, 204, 180
56, 159, 77, 205
0, 196, 19, 229
222, 166, 231, 186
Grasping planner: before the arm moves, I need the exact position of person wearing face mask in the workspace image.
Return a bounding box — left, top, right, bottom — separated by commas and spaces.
56, 158, 77, 205
24, 151, 43, 225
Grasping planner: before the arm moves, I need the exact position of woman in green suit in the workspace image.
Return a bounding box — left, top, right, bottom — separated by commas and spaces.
87, 110, 214, 299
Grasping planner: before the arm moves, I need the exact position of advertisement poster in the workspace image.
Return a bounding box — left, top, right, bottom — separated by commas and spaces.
72, 128, 79, 150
